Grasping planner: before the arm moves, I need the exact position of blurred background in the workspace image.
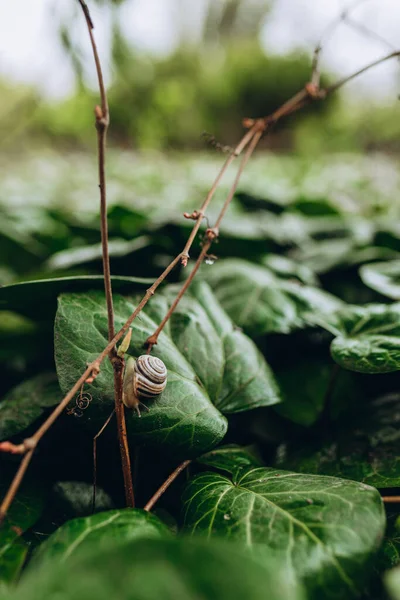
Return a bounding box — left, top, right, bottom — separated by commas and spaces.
1, 0, 400, 152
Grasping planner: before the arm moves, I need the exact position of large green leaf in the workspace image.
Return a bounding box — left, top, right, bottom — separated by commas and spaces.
277, 393, 400, 488
310, 303, 400, 373
360, 260, 400, 300
6, 536, 304, 600
55, 282, 281, 456
182, 466, 385, 599
204, 259, 343, 336
54, 291, 219, 457
0, 275, 150, 320
29, 509, 170, 567
0, 373, 60, 440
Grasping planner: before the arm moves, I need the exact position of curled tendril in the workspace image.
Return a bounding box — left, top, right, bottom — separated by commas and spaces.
66, 389, 93, 418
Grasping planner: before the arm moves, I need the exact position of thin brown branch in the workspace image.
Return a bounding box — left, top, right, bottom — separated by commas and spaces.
77, 0, 134, 508
325, 50, 400, 95
344, 16, 397, 52
382, 497, 400, 503
180, 122, 259, 266
311, 0, 371, 83
144, 460, 191, 512
0, 451, 34, 522
146, 126, 264, 351
2, 4, 400, 521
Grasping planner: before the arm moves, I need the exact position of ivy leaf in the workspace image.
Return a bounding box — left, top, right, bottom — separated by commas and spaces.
0, 474, 47, 585
261, 254, 319, 286
205, 259, 343, 336
182, 466, 385, 599
9, 537, 304, 600
0, 373, 60, 440
360, 260, 400, 300
29, 509, 170, 567
0, 275, 150, 320
169, 282, 281, 413
310, 303, 400, 373
197, 444, 263, 474
55, 283, 281, 455
277, 393, 400, 488
54, 289, 228, 458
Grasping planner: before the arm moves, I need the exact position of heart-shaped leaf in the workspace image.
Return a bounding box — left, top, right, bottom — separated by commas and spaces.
310, 303, 400, 373
9, 536, 304, 600
29, 509, 170, 567
0, 373, 60, 440
360, 260, 400, 300
183, 466, 385, 599
204, 259, 343, 336
277, 393, 400, 488
55, 283, 281, 457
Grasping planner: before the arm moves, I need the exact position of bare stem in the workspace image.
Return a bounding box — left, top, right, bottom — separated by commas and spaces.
382, 497, 400, 503
144, 460, 191, 512
325, 51, 400, 95
146, 126, 264, 350
77, 0, 134, 508
0, 451, 34, 522
2, 5, 400, 520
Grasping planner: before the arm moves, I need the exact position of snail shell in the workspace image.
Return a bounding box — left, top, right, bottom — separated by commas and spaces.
122, 355, 167, 416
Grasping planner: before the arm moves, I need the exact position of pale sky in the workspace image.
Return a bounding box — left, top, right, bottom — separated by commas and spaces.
0, 0, 399, 101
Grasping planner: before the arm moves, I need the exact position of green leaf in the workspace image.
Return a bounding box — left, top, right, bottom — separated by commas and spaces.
0, 373, 60, 440
183, 466, 385, 599
274, 358, 360, 426
277, 393, 400, 488
9, 537, 304, 600
197, 444, 263, 474
169, 282, 281, 413
360, 260, 400, 300
54, 289, 228, 458
45, 237, 149, 271
0, 525, 27, 586
261, 254, 319, 286
376, 513, 400, 572
0, 474, 47, 585
0, 275, 151, 320
205, 259, 343, 336
29, 509, 170, 567
311, 303, 400, 373
52, 482, 114, 518
386, 566, 400, 600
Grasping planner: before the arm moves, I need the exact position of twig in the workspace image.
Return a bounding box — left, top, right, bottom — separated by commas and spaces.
77, 0, 134, 508
144, 460, 191, 512
2, 6, 400, 521
382, 497, 400, 503
146, 127, 263, 350
180, 123, 259, 267
325, 51, 400, 95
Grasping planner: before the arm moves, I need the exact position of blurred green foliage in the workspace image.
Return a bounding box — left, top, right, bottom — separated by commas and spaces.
17, 43, 324, 150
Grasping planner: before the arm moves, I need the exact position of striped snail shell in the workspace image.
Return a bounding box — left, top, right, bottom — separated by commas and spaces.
122, 355, 167, 416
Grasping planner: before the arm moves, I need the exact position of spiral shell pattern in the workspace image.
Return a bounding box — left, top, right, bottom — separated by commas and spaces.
133, 355, 167, 399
